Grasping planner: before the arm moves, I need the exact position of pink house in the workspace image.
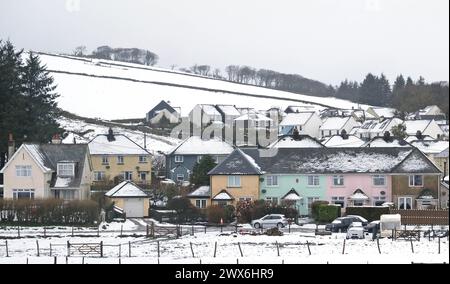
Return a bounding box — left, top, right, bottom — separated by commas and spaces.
326, 174, 392, 208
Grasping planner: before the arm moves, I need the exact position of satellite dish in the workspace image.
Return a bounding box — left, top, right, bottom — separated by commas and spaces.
380, 191, 386, 195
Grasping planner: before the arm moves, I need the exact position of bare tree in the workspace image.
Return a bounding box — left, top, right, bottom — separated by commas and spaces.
73, 46, 87, 57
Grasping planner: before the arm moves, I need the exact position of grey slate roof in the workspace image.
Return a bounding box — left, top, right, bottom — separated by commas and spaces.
209, 147, 441, 175
34, 144, 89, 188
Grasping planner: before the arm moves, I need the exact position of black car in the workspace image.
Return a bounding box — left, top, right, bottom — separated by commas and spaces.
325, 216, 368, 233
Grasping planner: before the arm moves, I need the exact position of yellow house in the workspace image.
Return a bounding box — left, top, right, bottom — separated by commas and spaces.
208, 149, 261, 207
105, 181, 149, 218
89, 129, 152, 190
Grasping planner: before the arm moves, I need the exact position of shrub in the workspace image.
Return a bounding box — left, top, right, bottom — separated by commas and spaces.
167, 197, 199, 223
236, 200, 299, 223
311, 200, 329, 220
346, 206, 390, 222
317, 204, 340, 223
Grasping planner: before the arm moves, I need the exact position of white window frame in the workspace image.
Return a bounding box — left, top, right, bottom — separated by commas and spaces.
409, 175, 424, 187
139, 172, 147, 181
93, 171, 105, 181
197, 156, 203, 163
12, 189, 35, 200
195, 199, 207, 209
102, 156, 109, 165
57, 163, 75, 177
139, 156, 148, 163
15, 165, 32, 177
175, 155, 183, 163
372, 175, 386, 186
333, 175, 345, 186
398, 197, 413, 210
177, 174, 184, 182
266, 175, 279, 187
123, 171, 133, 181
266, 197, 279, 205
227, 176, 241, 188
331, 197, 345, 208
117, 156, 124, 165
373, 196, 386, 206
307, 176, 320, 186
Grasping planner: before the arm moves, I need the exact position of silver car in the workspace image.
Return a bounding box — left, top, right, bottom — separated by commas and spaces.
251, 214, 289, 229
346, 222, 365, 239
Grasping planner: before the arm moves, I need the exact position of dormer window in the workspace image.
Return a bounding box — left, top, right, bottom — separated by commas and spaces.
57, 163, 75, 177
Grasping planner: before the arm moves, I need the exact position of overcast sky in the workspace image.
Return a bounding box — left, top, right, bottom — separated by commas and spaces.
1, 0, 448, 85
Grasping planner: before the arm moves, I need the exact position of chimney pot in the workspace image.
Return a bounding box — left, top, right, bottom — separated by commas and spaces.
52, 134, 62, 144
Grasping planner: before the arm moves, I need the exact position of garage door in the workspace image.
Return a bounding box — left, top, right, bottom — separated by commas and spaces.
124, 198, 144, 218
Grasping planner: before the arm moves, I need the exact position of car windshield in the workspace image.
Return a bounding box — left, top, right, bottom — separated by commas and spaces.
350, 222, 363, 227
332, 219, 342, 224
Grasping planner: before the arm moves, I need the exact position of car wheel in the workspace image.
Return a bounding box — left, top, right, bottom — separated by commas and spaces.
254, 223, 261, 229
277, 223, 283, 229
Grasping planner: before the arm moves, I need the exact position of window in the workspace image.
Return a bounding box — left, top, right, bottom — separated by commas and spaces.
213, 156, 219, 164
333, 175, 344, 186
331, 197, 345, 208
117, 156, 124, 164
398, 197, 412, 210
139, 172, 147, 181
227, 176, 241, 187
15, 165, 32, 177
373, 175, 386, 186
13, 189, 35, 200
55, 190, 75, 200
139, 156, 147, 163
307, 176, 320, 186
57, 163, 74, 176
177, 174, 184, 182
409, 175, 423, 187
197, 156, 203, 163
102, 156, 109, 165
373, 196, 386, 206
123, 171, 133, 181
217, 201, 228, 207
266, 197, 279, 205
175, 155, 183, 163
195, 199, 207, 209
266, 175, 279, 187
93, 171, 105, 181
353, 200, 364, 206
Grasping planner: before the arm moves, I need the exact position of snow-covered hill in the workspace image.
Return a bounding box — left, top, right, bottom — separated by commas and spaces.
37, 53, 370, 120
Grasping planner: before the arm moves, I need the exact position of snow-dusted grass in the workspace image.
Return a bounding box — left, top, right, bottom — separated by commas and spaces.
0, 224, 447, 264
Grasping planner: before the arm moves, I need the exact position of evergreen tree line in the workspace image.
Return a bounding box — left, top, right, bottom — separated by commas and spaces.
336, 73, 449, 117
0, 40, 61, 169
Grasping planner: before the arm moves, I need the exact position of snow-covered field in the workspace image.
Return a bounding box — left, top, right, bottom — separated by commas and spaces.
0, 221, 448, 264
59, 117, 180, 154
36, 53, 370, 120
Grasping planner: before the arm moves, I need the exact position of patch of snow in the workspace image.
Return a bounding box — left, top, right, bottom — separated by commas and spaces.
24, 144, 52, 172
105, 181, 148, 197
280, 112, 314, 126
169, 136, 234, 155
54, 177, 72, 188
323, 135, 365, 148
187, 186, 210, 197
270, 137, 323, 148
89, 134, 150, 155
213, 192, 233, 200
320, 117, 350, 131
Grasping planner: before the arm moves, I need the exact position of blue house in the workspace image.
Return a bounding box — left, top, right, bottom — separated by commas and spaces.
165, 137, 234, 184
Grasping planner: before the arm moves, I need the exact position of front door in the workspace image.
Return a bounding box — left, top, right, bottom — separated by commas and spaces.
398, 197, 412, 210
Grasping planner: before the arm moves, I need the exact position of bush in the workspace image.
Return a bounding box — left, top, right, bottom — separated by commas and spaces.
317, 205, 340, 223
236, 200, 299, 223
167, 197, 199, 223
346, 206, 390, 222
311, 200, 329, 220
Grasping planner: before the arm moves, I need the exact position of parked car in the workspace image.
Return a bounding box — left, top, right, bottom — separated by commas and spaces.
346, 222, 365, 239
366, 220, 381, 233
325, 215, 368, 233
251, 214, 289, 229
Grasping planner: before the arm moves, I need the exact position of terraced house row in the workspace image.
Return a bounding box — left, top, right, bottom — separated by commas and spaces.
198, 147, 443, 215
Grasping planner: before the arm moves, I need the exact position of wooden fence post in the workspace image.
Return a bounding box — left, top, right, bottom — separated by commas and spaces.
204, 226, 207, 234
410, 238, 414, 253
146, 224, 149, 237
54, 256, 57, 264
129, 241, 131, 257
71, 226, 74, 237
438, 237, 441, 254
191, 225, 194, 236
214, 242, 217, 258
100, 241, 103, 257
119, 244, 122, 258
120, 225, 123, 237
97, 226, 100, 237
17, 226, 20, 238
5, 240, 9, 257
151, 222, 155, 238
376, 237, 381, 254
67, 241, 70, 257
306, 241, 311, 255
276, 241, 280, 257
44, 227, 46, 238
157, 241, 160, 258
190, 242, 195, 258
238, 242, 243, 257
342, 239, 346, 255
50, 244, 52, 257
36, 240, 40, 257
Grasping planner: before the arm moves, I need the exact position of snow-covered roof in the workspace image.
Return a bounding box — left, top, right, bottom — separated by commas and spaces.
410, 140, 450, 154
105, 181, 148, 198
24, 144, 53, 172
320, 117, 351, 131
358, 118, 403, 134
54, 177, 72, 188
282, 189, 302, 201
369, 107, 397, 118
404, 120, 433, 135
235, 113, 272, 122
237, 108, 258, 115
280, 112, 314, 126
168, 136, 234, 156
405, 135, 434, 143
323, 135, 365, 148
435, 148, 449, 158
200, 104, 221, 116
349, 190, 369, 200
212, 190, 234, 201
216, 105, 241, 116
270, 135, 324, 148
89, 134, 150, 155
364, 137, 411, 148
62, 132, 89, 144
187, 186, 211, 198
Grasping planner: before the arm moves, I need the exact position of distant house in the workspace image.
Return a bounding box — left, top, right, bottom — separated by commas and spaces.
189, 104, 223, 127
105, 181, 149, 218
187, 186, 211, 210
234, 113, 273, 130
320, 116, 360, 138
0, 141, 92, 200
165, 136, 234, 183
366, 107, 397, 119
215, 105, 241, 124
146, 100, 180, 125
285, 105, 321, 114
409, 105, 446, 120
403, 120, 444, 140
269, 135, 324, 149
434, 148, 449, 177
356, 118, 403, 140
265, 107, 285, 123
279, 112, 323, 138
323, 134, 366, 148
88, 129, 152, 189
410, 140, 449, 176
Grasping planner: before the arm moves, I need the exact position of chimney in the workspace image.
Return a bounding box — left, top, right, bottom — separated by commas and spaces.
8, 133, 15, 161
52, 134, 62, 144
106, 128, 116, 142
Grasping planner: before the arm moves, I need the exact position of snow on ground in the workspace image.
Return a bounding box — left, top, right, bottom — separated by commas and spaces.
0, 222, 448, 264
37, 53, 371, 120
59, 117, 180, 154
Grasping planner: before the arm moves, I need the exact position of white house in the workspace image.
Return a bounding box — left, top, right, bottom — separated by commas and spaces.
215, 105, 241, 124
105, 181, 149, 218
189, 104, 223, 127
356, 118, 404, 140
366, 107, 397, 119
0, 143, 92, 200
279, 112, 323, 138
234, 113, 273, 130
409, 105, 446, 120
403, 120, 445, 140
320, 116, 360, 138
146, 100, 181, 125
